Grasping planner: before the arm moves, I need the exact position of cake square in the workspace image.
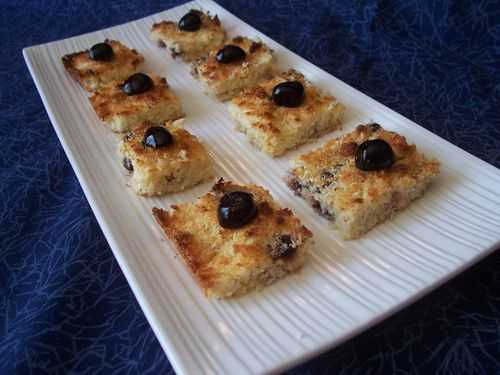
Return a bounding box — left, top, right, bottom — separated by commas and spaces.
191, 36, 274, 101
118, 120, 213, 196
152, 179, 313, 298
62, 39, 144, 92
229, 69, 345, 156
287, 123, 440, 239
150, 9, 226, 62
89, 74, 184, 133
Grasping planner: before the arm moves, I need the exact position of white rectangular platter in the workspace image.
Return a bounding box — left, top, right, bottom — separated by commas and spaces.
23, 1, 500, 374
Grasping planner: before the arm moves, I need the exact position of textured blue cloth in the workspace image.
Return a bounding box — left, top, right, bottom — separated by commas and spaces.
1, 1, 500, 374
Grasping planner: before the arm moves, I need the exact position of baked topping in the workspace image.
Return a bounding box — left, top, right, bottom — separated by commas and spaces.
215, 45, 246, 64
271, 81, 305, 107
121, 73, 153, 96
178, 10, 202, 31
88, 42, 114, 61
218, 191, 257, 228
143, 126, 173, 148
268, 235, 297, 259
339, 142, 358, 157
122, 157, 134, 172
355, 139, 394, 171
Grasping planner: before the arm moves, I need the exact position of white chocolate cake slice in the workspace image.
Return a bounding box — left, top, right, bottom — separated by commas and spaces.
153, 179, 313, 298
288, 124, 440, 239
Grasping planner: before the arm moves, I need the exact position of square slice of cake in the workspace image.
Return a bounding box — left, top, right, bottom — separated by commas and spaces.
287, 123, 440, 239
152, 179, 313, 298
229, 69, 345, 156
89, 73, 184, 133
150, 9, 226, 62
191, 36, 274, 101
118, 120, 213, 196
62, 39, 144, 92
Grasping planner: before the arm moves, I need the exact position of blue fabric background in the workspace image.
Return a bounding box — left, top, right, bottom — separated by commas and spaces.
1, 0, 500, 374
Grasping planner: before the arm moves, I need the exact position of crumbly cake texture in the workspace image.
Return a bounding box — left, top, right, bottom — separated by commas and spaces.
150, 9, 226, 62
89, 75, 184, 133
152, 179, 313, 298
288, 124, 440, 239
191, 36, 274, 101
62, 39, 144, 92
229, 69, 345, 156
118, 120, 213, 196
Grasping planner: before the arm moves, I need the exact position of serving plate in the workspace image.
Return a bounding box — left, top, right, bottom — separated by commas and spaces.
23, 1, 500, 374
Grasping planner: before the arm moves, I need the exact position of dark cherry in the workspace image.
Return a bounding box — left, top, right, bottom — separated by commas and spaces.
143, 127, 173, 149
271, 81, 305, 107
88, 42, 114, 61
215, 45, 246, 64
123, 157, 133, 172
218, 191, 257, 229
355, 139, 395, 171
121, 73, 153, 96
178, 10, 202, 31
269, 235, 297, 259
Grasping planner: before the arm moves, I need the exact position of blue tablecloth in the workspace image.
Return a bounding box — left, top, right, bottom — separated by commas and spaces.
2, 1, 499, 373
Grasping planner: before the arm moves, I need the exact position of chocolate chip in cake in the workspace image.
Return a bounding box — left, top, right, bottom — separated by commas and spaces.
268, 235, 297, 259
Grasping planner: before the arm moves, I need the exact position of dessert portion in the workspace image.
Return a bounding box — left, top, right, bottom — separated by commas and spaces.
288, 123, 440, 239
151, 9, 226, 62
229, 69, 345, 156
153, 179, 313, 298
62, 39, 144, 92
89, 73, 183, 133
119, 120, 212, 196
191, 36, 274, 101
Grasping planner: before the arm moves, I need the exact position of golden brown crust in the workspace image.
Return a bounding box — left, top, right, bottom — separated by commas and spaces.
62, 39, 143, 91
229, 69, 345, 156
190, 36, 274, 100
234, 70, 325, 107
89, 75, 182, 123
119, 120, 213, 196
232, 69, 339, 131
191, 36, 273, 84
152, 179, 312, 297
150, 10, 225, 61
293, 124, 440, 207
294, 125, 434, 189
120, 120, 209, 168
289, 124, 441, 238
151, 10, 223, 36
